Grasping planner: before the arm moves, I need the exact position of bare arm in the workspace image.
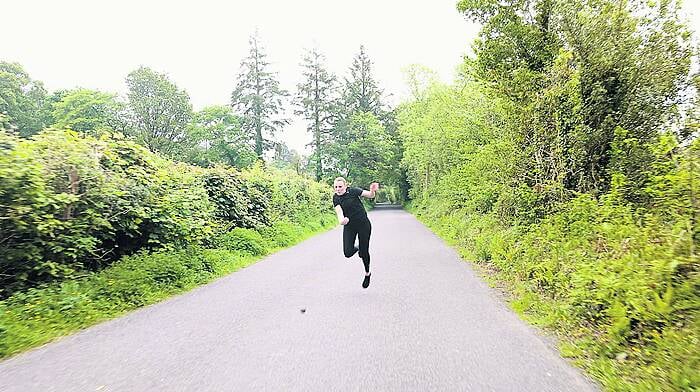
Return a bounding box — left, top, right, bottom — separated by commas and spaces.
360, 190, 375, 198
335, 205, 349, 225
361, 182, 379, 198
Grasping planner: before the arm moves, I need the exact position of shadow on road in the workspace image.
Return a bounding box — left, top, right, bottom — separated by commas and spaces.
371, 203, 404, 210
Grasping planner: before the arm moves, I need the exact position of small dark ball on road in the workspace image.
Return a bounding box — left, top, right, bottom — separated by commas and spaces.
300, 308, 306, 313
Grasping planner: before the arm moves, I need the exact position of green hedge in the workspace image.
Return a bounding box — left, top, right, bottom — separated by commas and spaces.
0, 129, 332, 298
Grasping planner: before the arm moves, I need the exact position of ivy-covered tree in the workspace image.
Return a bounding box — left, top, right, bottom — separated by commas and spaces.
457, 0, 694, 196
294, 47, 339, 181
231, 33, 289, 160
558, 0, 693, 193
125, 66, 193, 156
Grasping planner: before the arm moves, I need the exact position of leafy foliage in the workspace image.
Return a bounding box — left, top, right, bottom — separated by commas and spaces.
332, 112, 396, 189
457, 0, 694, 196
0, 130, 332, 298
186, 105, 256, 168
49, 88, 126, 136
0, 62, 48, 136
214, 228, 270, 256
125, 66, 193, 156
398, 1, 699, 389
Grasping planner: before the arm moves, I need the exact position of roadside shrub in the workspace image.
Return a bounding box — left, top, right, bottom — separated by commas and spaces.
267, 168, 331, 223
0, 129, 335, 298
202, 167, 267, 229
0, 130, 220, 298
214, 228, 270, 256
258, 220, 300, 248
407, 126, 699, 390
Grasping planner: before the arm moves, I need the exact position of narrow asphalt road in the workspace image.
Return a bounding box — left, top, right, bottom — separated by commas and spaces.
0, 206, 598, 391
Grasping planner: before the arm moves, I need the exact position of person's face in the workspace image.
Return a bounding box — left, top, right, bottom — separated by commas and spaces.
334, 181, 347, 195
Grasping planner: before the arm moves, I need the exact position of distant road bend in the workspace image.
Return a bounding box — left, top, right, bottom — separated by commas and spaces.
0, 205, 598, 391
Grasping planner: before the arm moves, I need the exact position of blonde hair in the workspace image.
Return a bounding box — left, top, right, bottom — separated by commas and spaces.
334, 177, 347, 184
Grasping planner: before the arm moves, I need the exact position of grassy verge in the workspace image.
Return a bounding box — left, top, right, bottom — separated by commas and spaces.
0, 213, 336, 359
407, 203, 698, 392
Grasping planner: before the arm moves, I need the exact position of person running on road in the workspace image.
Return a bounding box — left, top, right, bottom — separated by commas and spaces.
333, 177, 379, 288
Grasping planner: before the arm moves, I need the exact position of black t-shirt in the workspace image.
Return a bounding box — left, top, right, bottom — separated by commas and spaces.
333, 187, 367, 221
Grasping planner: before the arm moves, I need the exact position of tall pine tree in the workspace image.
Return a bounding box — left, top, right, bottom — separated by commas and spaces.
342, 45, 384, 118
294, 47, 339, 181
332, 46, 403, 192
231, 32, 288, 160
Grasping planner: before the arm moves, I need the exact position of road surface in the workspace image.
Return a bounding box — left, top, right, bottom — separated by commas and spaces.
0, 205, 598, 391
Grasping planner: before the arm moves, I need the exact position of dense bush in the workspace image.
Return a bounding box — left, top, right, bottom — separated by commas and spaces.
202, 168, 268, 229
214, 228, 270, 256
0, 129, 333, 298
257, 221, 300, 247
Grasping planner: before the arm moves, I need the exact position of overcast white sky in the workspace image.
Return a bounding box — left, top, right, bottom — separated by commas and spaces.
2, 1, 699, 153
